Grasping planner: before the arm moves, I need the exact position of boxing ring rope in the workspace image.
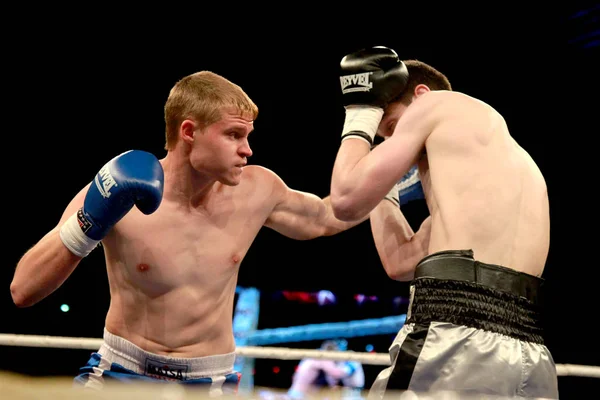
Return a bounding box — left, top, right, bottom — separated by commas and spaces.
243, 315, 407, 346
1, 332, 599, 378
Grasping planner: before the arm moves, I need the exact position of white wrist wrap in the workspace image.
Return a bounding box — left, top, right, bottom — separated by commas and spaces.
59, 211, 99, 258
341, 106, 384, 146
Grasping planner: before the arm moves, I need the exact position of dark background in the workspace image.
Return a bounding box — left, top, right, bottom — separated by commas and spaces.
2, 4, 599, 398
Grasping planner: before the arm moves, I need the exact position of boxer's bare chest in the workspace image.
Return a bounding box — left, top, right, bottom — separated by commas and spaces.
103, 197, 268, 292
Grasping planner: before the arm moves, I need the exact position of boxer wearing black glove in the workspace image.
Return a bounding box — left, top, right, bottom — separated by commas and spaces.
339, 46, 409, 146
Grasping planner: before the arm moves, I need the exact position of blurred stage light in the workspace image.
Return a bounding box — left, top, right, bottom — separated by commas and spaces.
355, 294, 366, 304
355, 294, 378, 305
60, 304, 70, 312
317, 290, 336, 305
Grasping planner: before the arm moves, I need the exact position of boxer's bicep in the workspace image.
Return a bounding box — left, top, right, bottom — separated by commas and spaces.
264, 187, 330, 240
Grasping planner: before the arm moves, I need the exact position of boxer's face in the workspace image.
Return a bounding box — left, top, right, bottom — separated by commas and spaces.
192, 108, 254, 185
377, 85, 430, 139
377, 101, 409, 139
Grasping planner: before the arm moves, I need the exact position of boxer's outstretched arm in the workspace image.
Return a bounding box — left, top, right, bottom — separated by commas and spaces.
264, 173, 367, 240
11, 185, 89, 307
370, 200, 431, 281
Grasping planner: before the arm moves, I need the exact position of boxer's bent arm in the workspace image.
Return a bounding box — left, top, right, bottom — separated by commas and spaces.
370, 200, 431, 281
331, 93, 437, 221
265, 186, 367, 240
11, 185, 89, 307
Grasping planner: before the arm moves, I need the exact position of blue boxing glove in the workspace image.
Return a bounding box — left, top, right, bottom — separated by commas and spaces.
384, 165, 424, 207
60, 150, 164, 257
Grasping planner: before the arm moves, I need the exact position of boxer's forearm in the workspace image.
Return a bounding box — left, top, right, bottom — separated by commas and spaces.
11, 228, 82, 307
370, 201, 428, 281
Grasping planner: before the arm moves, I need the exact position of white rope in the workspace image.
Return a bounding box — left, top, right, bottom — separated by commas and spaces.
1, 333, 599, 377
237, 346, 391, 365
0, 334, 103, 351
555, 364, 600, 378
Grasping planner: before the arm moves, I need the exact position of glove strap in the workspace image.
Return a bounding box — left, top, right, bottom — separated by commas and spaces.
59, 210, 100, 258
384, 184, 400, 206
341, 106, 384, 146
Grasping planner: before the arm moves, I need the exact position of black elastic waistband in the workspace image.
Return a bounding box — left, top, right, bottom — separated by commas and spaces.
408, 277, 545, 343
409, 249, 545, 343
414, 249, 543, 304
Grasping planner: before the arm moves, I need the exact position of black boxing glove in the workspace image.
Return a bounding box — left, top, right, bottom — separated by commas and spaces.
340, 46, 409, 107
339, 46, 409, 146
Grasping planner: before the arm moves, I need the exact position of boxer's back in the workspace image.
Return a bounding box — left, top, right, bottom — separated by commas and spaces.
422, 91, 549, 276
